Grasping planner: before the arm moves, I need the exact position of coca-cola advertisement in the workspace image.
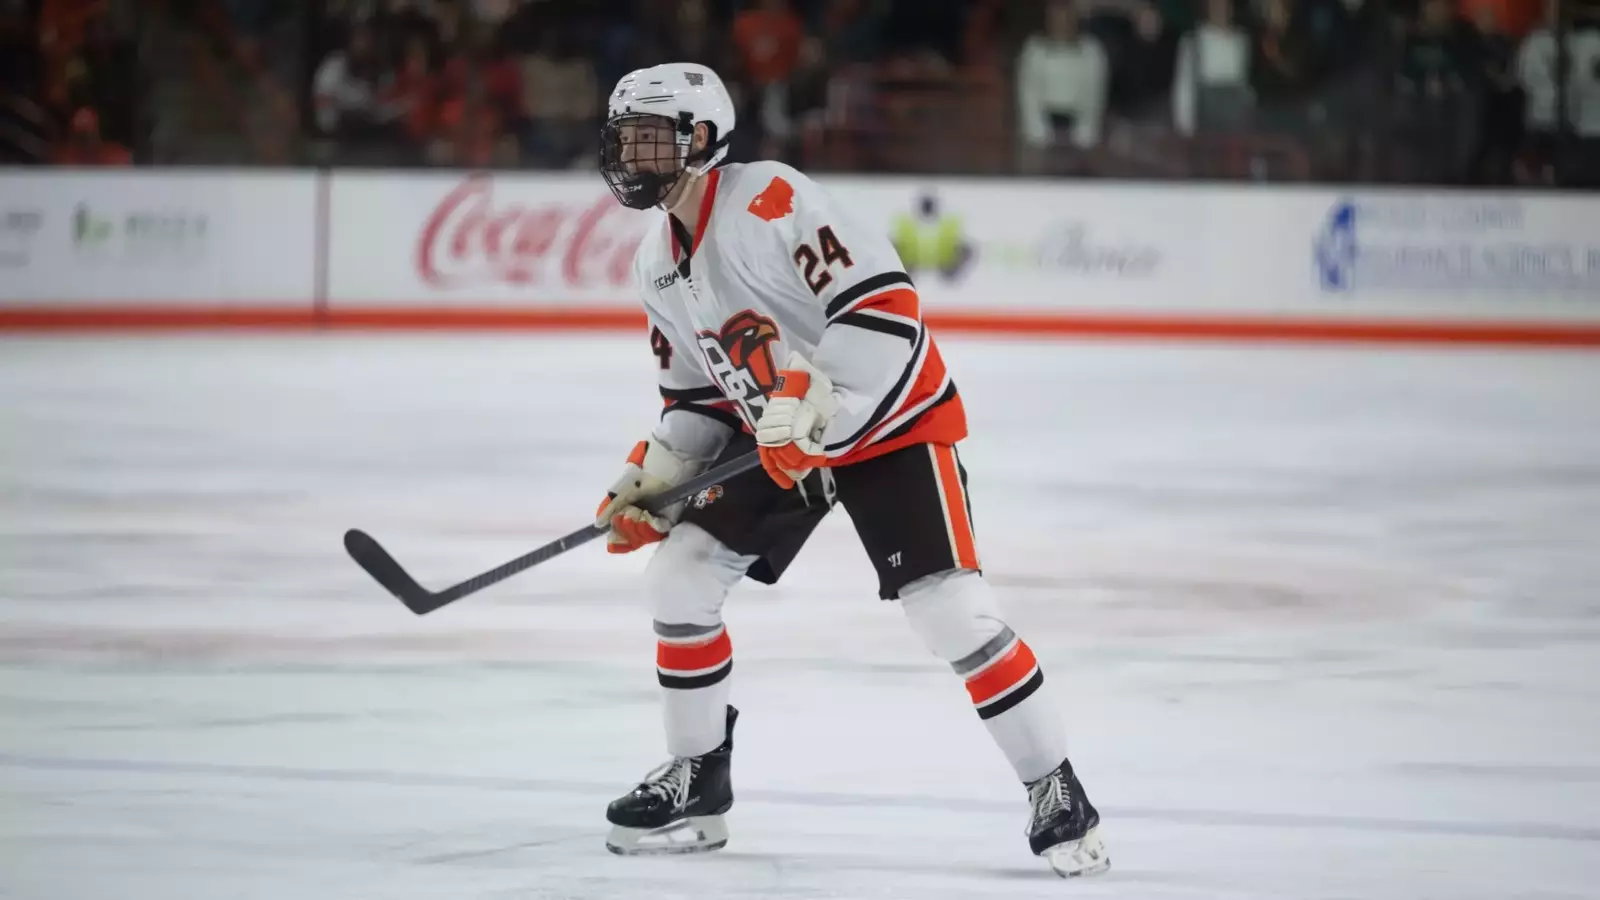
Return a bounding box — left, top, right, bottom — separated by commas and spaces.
327, 172, 653, 307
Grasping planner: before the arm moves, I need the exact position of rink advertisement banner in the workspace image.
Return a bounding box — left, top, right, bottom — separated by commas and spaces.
323, 171, 1211, 313
324, 172, 1600, 325
325, 171, 649, 307
821, 180, 1600, 321
0, 171, 316, 306
5, 169, 1598, 343
819, 177, 1206, 313
1300, 192, 1600, 311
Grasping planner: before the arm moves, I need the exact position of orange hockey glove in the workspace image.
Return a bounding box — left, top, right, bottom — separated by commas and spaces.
754, 352, 840, 489
595, 438, 693, 553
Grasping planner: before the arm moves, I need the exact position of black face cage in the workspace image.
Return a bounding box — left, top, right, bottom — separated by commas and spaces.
600, 111, 722, 211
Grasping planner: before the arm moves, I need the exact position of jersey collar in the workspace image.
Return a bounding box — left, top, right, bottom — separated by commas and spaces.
669, 168, 722, 262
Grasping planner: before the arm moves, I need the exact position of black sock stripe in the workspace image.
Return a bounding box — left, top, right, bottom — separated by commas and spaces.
976, 668, 1044, 721
658, 661, 732, 690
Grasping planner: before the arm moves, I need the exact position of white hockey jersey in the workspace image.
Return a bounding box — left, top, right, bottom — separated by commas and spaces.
631, 161, 967, 468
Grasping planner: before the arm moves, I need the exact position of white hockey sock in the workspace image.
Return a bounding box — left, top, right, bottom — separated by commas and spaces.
901, 569, 1069, 784
644, 523, 755, 759
955, 624, 1067, 783
655, 620, 733, 758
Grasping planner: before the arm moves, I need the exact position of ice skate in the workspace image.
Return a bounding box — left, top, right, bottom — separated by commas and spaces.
605, 706, 737, 855
1025, 758, 1110, 877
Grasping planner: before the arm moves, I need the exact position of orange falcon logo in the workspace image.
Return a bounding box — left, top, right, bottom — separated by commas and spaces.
696, 310, 782, 426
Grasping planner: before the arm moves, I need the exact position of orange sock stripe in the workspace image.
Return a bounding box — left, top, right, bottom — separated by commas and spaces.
657, 630, 732, 673
933, 444, 980, 570
965, 640, 1038, 706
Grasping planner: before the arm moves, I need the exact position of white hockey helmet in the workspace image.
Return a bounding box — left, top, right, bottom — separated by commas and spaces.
600, 62, 736, 210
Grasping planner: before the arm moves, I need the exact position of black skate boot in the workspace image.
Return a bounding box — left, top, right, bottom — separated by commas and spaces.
605, 705, 737, 855
1025, 757, 1109, 877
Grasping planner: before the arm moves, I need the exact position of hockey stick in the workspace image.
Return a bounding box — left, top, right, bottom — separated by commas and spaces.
344, 451, 764, 615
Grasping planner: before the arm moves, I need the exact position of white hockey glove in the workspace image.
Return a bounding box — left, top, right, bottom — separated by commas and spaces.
594, 437, 694, 554
754, 352, 840, 489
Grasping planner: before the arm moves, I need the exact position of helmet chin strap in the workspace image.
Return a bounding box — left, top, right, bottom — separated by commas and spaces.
659, 168, 702, 215
658, 126, 721, 213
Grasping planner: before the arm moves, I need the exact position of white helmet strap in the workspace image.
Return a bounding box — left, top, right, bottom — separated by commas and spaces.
678, 111, 729, 176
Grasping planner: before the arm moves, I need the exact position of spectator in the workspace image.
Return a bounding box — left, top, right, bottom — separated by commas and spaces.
1083, 0, 1179, 122
1300, 0, 1379, 80
1250, 0, 1315, 103
1515, 0, 1563, 179
817, 0, 884, 64
674, 0, 724, 69
372, 0, 445, 69
517, 26, 599, 168
312, 25, 386, 137
38, 0, 100, 83
378, 34, 440, 157
1568, 13, 1600, 139
479, 36, 527, 161
1397, 0, 1474, 97
1464, 2, 1524, 182
1396, 0, 1479, 181
733, 0, 805, 158
1524, 1, 1600, 183
1457, 0, 1541, 40
1017, 0, 1110, 158
52, 106, 129, 165
773, 33, 831, 161
430, 0, 467, 51
1173, 0, 1253, 134
733, 0, 804, 87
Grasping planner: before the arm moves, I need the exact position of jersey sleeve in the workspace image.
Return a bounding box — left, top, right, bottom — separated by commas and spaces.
645, 309, 739, 465
761, 170, 957, 462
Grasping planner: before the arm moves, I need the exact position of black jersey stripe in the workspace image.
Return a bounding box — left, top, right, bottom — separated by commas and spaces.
663, 402, 742, 431
832, 311, 919, 342
660, 385, 726, 403
824, 271, 915, 321
823, 323, 927, 453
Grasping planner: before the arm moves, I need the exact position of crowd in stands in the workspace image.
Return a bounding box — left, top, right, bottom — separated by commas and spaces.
3, 0, 1598, 184
1015, 0, 1600, 182
2, 0, 139, 165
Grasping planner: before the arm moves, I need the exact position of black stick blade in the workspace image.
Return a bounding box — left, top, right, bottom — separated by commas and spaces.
343, 528, 439, 614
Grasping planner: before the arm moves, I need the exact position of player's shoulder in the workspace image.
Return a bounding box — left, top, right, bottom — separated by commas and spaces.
714, 160, 828, 225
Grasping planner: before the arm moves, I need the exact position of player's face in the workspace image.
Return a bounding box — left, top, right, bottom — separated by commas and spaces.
616, 122, 679, 176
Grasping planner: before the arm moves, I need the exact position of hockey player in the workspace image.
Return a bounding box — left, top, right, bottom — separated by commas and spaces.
593, 62, 1108, 878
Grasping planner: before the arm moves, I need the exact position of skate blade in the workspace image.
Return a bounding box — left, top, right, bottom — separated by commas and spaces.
606, 815, 729, 856
1043, 826, 1110, 878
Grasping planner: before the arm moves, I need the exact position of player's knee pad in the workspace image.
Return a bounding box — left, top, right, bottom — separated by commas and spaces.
897, 568, 1009, 663
644, 522, 756, 627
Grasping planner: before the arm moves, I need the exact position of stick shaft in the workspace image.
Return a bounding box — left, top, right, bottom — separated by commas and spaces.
347, 451, 764, 614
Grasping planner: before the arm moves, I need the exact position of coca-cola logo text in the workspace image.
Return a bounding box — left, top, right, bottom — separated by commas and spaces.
416, 176, 646, 291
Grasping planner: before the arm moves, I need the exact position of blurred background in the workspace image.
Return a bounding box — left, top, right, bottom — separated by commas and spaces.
4, 4, 1600, 898
5, 0, 1599, 185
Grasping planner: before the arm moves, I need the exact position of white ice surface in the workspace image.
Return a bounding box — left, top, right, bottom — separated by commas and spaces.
2, 334, 1599, 900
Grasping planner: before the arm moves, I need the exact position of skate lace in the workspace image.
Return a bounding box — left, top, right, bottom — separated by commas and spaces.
639, 757, 695, 807
1027, 772, 1071, 826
